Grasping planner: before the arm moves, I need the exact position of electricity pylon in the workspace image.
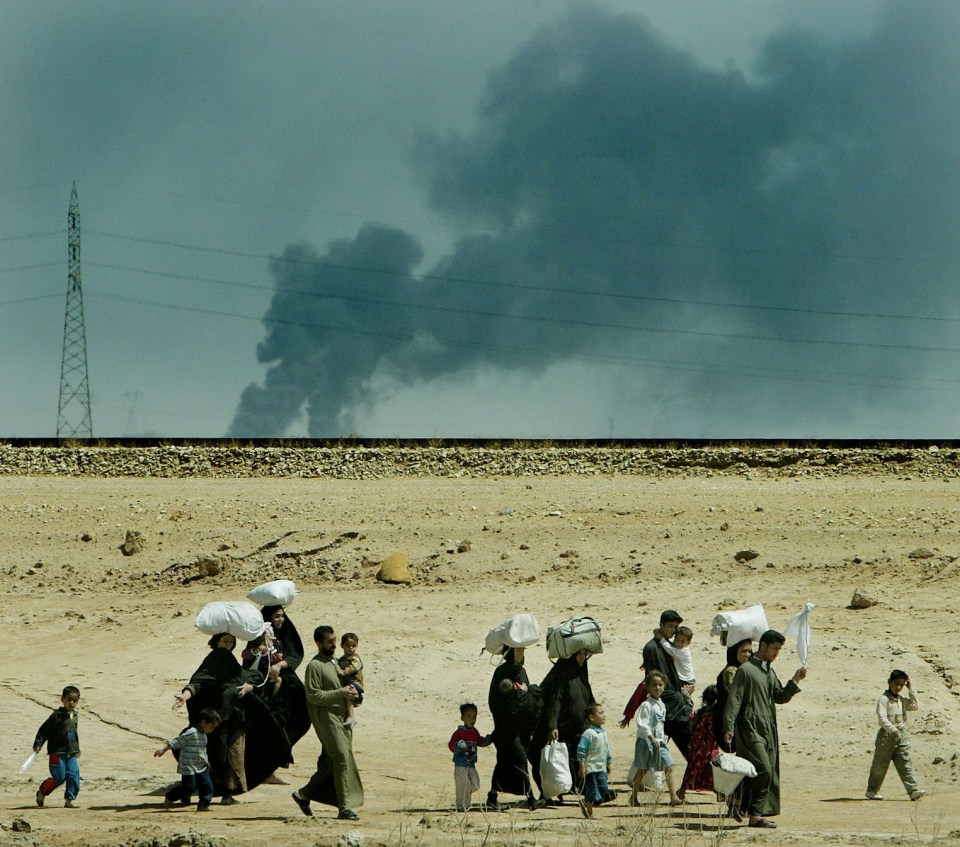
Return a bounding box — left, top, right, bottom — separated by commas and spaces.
56, 182, 93, 438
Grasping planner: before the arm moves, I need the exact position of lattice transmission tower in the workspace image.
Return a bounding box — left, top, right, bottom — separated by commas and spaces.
56, 182, 93, 438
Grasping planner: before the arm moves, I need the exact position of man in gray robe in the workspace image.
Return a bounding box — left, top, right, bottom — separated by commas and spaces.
723, 629, 806, 829
291, 625, 363, 820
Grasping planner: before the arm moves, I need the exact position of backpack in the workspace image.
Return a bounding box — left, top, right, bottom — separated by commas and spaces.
545, 616, 603, 659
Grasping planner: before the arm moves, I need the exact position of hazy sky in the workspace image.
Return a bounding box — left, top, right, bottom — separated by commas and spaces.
2, 0, 958, 438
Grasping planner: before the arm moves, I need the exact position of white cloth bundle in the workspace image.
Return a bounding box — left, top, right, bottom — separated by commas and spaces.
712, 752, 757, 777
784, 602, 815, 665
247, 579, 297, 606
195, 600, 266, 641
709, 604, 768, 646
484, 614, 542, 655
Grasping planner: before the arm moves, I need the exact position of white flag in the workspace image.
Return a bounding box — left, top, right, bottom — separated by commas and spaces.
784, 602, 815, 665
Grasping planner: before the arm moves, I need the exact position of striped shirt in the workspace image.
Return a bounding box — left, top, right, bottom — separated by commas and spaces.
168, 727, 209, 775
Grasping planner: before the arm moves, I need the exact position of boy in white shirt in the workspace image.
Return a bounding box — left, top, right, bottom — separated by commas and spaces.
657, 626, 695, 705
865, 669, 925, 801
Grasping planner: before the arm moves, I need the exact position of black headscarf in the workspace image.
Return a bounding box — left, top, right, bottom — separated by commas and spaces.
725, 638, 753, 670
261, 605, 305, 672
714, 638, 752, 749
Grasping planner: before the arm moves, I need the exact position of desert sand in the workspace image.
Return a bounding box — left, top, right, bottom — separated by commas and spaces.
1, 465, 959, 846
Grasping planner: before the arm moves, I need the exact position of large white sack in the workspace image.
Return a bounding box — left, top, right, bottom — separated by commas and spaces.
709, 604, 768, 646
484, 614, 541, 655
196, 601, 266, 641
247, 579, 297, 606
539, 740, 573, 799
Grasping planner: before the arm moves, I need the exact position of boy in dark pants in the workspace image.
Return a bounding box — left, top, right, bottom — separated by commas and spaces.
33, 685, 82, 808
866, 670, 925, 801
155, 708, 222, 811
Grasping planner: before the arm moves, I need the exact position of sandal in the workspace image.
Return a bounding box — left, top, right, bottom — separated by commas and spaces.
748, 818, 777, 829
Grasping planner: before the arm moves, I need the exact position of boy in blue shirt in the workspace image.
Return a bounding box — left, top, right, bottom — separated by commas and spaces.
577, 702, 614, 818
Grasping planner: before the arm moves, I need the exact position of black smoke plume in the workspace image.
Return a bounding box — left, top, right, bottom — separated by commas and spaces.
229, 2, 960, 437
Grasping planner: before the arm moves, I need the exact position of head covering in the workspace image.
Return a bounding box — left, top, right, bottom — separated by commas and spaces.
207, 632, 234, 650
501, 646, 525, 665
726, 638, 752, 668
261, 604, 283, 623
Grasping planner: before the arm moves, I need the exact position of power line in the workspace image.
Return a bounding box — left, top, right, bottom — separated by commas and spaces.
77, 181, 960, 267
85, 289, 960, 395
87, 231, 960, 326
0, 262, 63, 275
0, 231, 65, 243
84, 261, 960, 354
0, 293, 62, 307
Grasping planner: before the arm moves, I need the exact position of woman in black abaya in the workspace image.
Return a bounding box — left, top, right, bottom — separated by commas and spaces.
174, 632, 291, 801
528, 648, 594, 803
485, 646, 539, 811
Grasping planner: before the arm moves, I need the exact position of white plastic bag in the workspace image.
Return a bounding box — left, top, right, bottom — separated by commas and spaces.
484, 614, 541, 655
784, 602, 815, 665
539, 740, 573, 798
247, 579, 297, 607
18, 751, 37, 774
709, 604, 768, 646
195, 601, 266, 641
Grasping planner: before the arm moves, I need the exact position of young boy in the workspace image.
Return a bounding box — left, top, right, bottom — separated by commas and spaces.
155, 708, 222, 812
577, 703, 614, 818
656, 625, 696, 705
336, 632, 365, 727
448, 702, 493, 812
866, 670, 925, 801
33, 685, 82, 808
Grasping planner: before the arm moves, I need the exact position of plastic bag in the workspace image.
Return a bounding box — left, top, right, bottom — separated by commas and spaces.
484, 614, 541, 655
539, 740, 573, 798
18, 751, 37, 774
247, 579, 297, 607
195, 600, 266, 641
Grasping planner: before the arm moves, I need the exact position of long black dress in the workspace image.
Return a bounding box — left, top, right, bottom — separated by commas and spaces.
183, 638, 291, 795
487, 648, 539, 805
528, 656, 594, 798
250, 607, 311, 755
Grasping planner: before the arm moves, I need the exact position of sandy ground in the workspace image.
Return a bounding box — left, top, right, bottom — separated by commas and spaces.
1, 473, 959, 847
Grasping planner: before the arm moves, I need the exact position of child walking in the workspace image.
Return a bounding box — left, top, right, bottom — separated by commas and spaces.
155, 707, 222, 812
336, 632, 365, 727
577, 703, 614, 818
629, 670, 681, 806
448, 702, 493, 812
32, 685, 82, 808
678, 685, 720, 800
866, 670, 925, 801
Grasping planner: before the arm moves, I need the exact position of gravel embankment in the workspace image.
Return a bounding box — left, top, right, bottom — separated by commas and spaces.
1, 443, 959, 478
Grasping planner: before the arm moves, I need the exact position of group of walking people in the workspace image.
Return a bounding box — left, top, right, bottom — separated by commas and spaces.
29, 603, 927, 828
169, 606, 365, 820
456, 608, 922, 829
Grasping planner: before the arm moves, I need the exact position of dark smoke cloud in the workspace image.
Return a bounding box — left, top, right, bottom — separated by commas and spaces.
229, 2, 960, 437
